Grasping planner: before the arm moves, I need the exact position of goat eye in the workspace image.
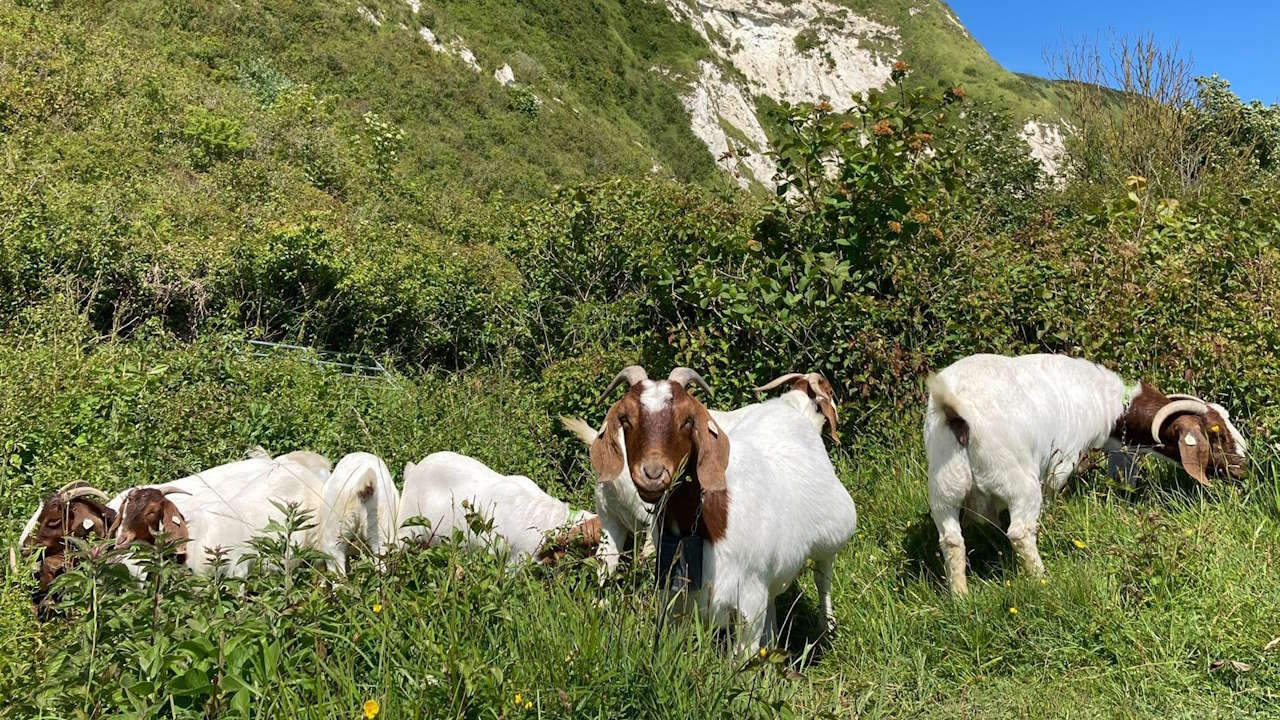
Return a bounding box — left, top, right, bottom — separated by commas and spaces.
618, 415, 631, 428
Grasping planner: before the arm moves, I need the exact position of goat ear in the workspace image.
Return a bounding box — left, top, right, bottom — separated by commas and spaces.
161, 501, 190, 553
816, 397, 840, 444
1170, 417, 1211, 486
68, 499, 108, 538
692, 403, 730, 495
588, 407, 624, 482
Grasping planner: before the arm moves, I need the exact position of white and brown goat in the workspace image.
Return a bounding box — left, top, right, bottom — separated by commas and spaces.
563, 370, 842, 580
580, 365, 857, 651
110, 451, 392, 577
396, 451, 601, 565
925, 353, 1247, 595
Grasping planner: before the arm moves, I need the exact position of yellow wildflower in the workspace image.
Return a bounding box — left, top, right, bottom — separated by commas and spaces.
525, 701, 533, 710
372, 603, 383, 614
363, 699, 380, 719
1008, 607, 1018, 615
759, 647, 768, 658
1040, 578, 1047, 586
1072, 539, 1086, 549
515, 693, 523, 706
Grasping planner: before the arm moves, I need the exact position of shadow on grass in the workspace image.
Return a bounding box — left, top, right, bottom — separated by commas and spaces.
899, 510, 1017, 591
773, 582, 832, 668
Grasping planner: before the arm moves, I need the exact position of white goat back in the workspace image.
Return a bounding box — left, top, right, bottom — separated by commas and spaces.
929, 354, 1125, 495
155, 455, 327, 577
397, 452, 573, 563
701, 401, 857, 622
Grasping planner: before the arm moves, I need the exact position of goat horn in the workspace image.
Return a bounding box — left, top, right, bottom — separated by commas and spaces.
160, 487, 191, 496
597, 365, 648, 403
17, 506, 43, 550
1150, 398, 1208, 444
668, 367, 712, 395
753, 373, 805, 394
1165, 393, 1206, 403
63, 486, 110, 502
55, 480, 90, 494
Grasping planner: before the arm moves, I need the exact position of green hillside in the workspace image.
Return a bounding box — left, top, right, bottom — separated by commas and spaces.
5, 0, 1280, 717
843, 1, 1073, 120
6, 0, 1071, 203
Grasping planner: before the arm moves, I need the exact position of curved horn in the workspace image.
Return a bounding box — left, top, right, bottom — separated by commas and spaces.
1151, 399, 1208, 443
55, 480, 90, 495
63, 486, 110, 502
596, 365, 648, 404
669, 367, 712, 396
17, 505, 45, 550
1165, 393, 1206, 403
753, 373, 805, 394
160, 487, 191, 496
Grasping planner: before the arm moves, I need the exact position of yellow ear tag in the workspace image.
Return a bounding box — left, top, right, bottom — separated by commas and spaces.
1210, 424, 1221, 433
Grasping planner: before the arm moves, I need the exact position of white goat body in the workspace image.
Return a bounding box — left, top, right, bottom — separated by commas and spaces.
710, 387, 828, 436
318, 452, 400, 573
674, 394, 857, 648
924, 353, 1246, 595
111, 451, 387, 576
396, 452, 593, 564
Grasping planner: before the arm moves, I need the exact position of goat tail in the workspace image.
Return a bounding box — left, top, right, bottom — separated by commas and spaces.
559, 416, 599, 446
321, 453, 398, 573
926, 373, 970, 446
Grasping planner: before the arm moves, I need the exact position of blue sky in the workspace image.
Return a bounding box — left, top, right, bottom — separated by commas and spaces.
947, 2, 1280, 104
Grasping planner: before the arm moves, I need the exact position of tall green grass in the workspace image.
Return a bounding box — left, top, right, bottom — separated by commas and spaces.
3, 332, 1278, 718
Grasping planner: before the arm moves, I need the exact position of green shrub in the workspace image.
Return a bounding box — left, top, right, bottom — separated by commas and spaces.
182, 105, 254, 170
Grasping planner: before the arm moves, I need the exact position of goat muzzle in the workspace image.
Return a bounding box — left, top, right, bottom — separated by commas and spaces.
634, 463, 672, 503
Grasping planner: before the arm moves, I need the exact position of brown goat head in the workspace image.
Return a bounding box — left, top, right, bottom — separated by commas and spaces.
114, 487, 190, 562
592, 366, 730, 539
536, 515, 603, 565
1116, 383, 1247, 486
20, 484, 115, 600
754, 371, 841, 443
25, 493, 114, 555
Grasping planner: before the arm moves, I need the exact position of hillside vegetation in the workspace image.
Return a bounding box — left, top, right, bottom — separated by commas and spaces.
3, 0, 1280, 717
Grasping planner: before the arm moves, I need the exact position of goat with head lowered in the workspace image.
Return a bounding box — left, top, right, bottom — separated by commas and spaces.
112, 486, 192, 564
925, 352, 1248, 596
17, 481, 115, 609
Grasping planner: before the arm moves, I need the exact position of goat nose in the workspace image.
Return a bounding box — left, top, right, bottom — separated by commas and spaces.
642, 463, 666, 481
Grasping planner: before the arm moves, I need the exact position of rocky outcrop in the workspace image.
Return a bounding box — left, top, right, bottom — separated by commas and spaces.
666, 0, 898, 186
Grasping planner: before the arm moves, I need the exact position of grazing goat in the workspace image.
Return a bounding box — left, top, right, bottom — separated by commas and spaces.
925, 353, 1247, 595
17, 482, 114, 607
584, 365, 857, 651
396, 452, 601, 565
562, 370, 842, 580
318, 452, 400, 573
111, 452, 362, 576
